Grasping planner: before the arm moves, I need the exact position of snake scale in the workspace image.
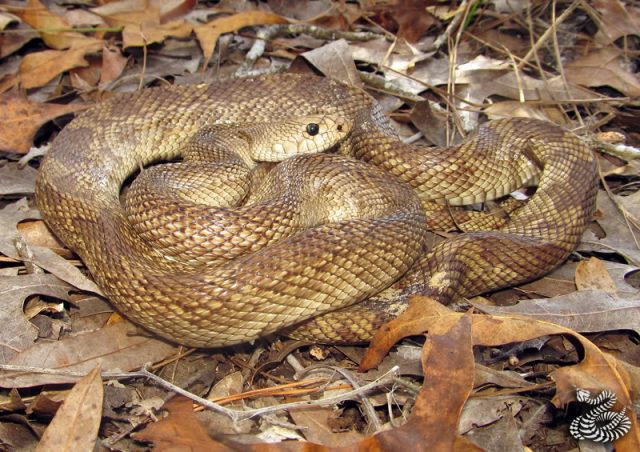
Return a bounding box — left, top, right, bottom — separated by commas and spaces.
35, 74, 598, 347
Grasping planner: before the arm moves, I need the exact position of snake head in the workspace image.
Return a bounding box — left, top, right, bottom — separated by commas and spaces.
575, 388, 592, 402
254, 114, 353, 161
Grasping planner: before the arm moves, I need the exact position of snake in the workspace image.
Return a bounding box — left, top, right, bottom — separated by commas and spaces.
35, 73, 598, 347
570, 389, 631, 443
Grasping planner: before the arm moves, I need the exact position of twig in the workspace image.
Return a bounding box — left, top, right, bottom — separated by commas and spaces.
237, 24, 380, 75
298, 365, 383, 432
0, 364, 400, 423
424, 0, 471, 52
517, 0, 580, 70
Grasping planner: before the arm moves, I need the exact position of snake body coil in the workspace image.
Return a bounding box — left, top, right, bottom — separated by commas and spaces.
35, 74, 598, 347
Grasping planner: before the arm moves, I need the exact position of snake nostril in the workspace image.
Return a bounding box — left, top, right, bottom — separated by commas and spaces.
337, 124, 343, 132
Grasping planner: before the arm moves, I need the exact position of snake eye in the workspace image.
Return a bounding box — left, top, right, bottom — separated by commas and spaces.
306, 123, 320, 136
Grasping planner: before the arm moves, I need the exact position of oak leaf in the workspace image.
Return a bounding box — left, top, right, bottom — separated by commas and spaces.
19, 40, 103, 89
0, 93, 84, 153
35, 367, 103, 452
361, 296, 640, 449
17, 0, 102, 50
194, 10, 288, 67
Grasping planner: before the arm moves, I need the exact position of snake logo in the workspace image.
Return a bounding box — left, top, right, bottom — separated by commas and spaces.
569, 389, 631, 443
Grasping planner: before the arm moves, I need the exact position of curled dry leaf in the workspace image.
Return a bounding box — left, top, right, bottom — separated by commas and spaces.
298, 39, 363, 88
0, 274, 73, 363
35, 366, 103, 452
0, 93, 85, 153
575, 257, 618, 295
356, 313, 481, 451
360, 296, 640, 449
194, 10, 289, 67
100, 45, 128, 85
581, 191, 640, 266
18, 40, 104, 89
476, 290, 640, 336
0, 162, 37, 195
17, 0, 102, 50
133, 396, 221, 451
565, 47, 640, 98
592, 0, 640, 44
0, 322, 178, 388
0, 200, 101, 294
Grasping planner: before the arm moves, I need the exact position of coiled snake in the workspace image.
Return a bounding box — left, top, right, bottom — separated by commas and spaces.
35, 74, 598, 347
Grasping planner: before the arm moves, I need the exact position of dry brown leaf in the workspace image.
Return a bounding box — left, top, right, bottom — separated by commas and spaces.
0, 162, 37, 195
0, 321, 177, 388
35, 366, 103, 452
123, 18, 193, 48
16, 220, 70, 258
288, 406, 366, 446
19, 40, 103, 89
91, 0, 195, 23
194, 10, 289, 67
476, 290, 640, 336
133, 396, 222, 451
100, 44, 128, 84
0, 20, 39, 59
360, 296, 639, 449
356, 313, 481, 451
391, 0, 439, 43
580, 191, 640, 266
17, 0, 102, 50
592, 0, 640, 44
297, 39, 363, 88
0, 199, 101, 294
575, 257, 618, 295
518, 260, 638, 299
0, 274, 73, 363
0, 93, 85, 153
566, 47, 640, 97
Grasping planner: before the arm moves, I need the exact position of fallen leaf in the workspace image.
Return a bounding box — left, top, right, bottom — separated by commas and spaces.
0, 199, 102, 294
356, 313, 482, 451
0, 93, 85, 153
360, 296, 640, 449
592, 0, 640, 44
122, 17, 193, 48
91, 0, 195, 23
580, 191, 640, 266
17, 220, 70, 258
519, 260, 639, 299
0, 20, 39, 59
19, 40, 104, 89
298, 39, 363, 88
134, 396, 221, 450
100, 45, 128, 84
575, 257, 618, 295
566, 47, 640, 97
194, 10, 288, 67
0, 162, 37, 195
288, 406, 366, 446
390, 0, 438, 43
476, 290, 640, 336
0, 321, 178, 388
35, 366, 103, 452
17, 0, 102, 50
0, 274, 73, 363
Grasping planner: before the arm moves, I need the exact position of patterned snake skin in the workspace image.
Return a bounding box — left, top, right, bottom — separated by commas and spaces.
35, 74, 598, 347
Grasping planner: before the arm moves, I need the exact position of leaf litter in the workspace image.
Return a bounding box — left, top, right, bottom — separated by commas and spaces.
0, 0, 639, 450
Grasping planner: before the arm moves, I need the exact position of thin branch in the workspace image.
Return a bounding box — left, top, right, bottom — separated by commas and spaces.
0, 364, 400, 423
